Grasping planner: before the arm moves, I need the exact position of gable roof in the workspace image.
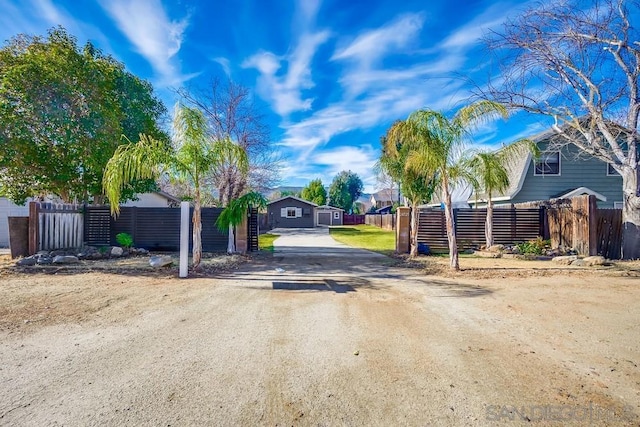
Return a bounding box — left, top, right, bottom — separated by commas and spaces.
267, 195, 318, 207
551, 187, 607, 201
316, 205, 344, 211
371, 188, 399, 203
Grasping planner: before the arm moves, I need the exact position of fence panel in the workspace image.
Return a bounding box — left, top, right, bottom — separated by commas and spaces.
597, 209, 622, 259
30, 202, 83, 251
365, 213, 396, 230
344, 214, 365, 225
84, 206, 111, 246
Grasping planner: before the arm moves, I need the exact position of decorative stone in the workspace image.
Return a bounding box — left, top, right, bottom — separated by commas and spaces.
16, 257, 37, 266
473, 250, 501, 258
36, 256, 53, 265
571, 259, 587, 267
111, 247, 124, 257
583, 256, 606, 266
552, 255, 578, 265
149, 255, 173, 268
52, 255, 79, 264
487, 244, 504, 253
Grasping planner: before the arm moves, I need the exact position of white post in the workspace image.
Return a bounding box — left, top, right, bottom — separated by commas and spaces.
179, 201, 189, 278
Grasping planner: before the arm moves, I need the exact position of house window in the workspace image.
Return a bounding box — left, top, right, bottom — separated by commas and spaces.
286, 208, 296, 218
607, 163, 621, 176
534, 152, 560, 175
280, 207, 302, 218
333, 211, 340, 219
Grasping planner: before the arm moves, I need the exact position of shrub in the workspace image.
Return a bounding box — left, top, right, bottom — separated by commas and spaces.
515, 237, 548, 255
116, 232, 134, 248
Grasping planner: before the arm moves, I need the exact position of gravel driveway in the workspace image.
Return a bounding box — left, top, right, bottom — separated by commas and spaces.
1, 229, 638, 425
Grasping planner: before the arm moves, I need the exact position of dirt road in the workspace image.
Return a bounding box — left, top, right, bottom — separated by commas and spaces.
0, 236, 639, 425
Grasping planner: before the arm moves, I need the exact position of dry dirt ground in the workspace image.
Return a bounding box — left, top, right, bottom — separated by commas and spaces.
0, 251, 639, 426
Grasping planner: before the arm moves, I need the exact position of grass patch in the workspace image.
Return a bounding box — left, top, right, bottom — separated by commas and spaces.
258, 233, 278, 252
329, 225, 395, 256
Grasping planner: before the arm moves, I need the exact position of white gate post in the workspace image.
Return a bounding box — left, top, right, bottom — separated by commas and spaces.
179, 201, 189, 278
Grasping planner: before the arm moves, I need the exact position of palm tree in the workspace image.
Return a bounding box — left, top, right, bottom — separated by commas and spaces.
467, 140, 539, 248
379, 123, 437, 258
216, 191, 268, 253
388, 101, 508, 270
103, 104, 248, 269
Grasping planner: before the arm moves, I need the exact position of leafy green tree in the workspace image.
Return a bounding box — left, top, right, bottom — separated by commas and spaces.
216, 191, 268, 253
301, 179, 327, 206
328, 171, 363, 212
0, 27, 167, 204
388, 101, 508, 270
103, 104, 248, 269
466, 140, 538, 248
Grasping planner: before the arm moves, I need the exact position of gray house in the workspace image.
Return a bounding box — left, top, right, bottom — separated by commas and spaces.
470, 127, 624, 208
267, 196, 317, 228
316, 205, 343, 226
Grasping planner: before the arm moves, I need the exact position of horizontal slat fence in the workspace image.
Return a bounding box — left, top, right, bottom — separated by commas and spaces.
416, 208, 542, 253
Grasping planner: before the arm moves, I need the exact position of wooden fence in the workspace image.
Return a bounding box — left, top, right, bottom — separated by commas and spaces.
343, 214, 365, 225
29, 202, 84, 254
416, 207, 543, 253
365, 213, 396, 230
26, 202, 266, 254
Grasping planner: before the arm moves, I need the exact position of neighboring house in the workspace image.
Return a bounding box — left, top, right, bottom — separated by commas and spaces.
266, 196, 317, 228
469, 127, 624, 208
355, 194, 372, 214
0, 197, 30, 247
370, 188, 400, 209
373, 205, 393, 214
316, 205, 343, 226
120, 191, 181, 208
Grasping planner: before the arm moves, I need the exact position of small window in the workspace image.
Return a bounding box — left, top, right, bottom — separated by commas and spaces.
607, 163, 620, 176
534, 152, 560, 175
286, 208, 296, 218
333, 211, 340, 219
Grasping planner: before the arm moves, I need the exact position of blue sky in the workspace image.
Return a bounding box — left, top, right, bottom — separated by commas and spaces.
0, 0, 551, 193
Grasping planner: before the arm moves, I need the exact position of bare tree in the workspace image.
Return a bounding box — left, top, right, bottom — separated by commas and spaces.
177, 79, 281, 205
482, 0, 640, 259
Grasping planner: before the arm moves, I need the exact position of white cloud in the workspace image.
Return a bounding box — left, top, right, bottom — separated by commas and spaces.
243, 31, 330, 116
212, 57, 231, 77
331, 13, 424, 66
98, 0, 190, 86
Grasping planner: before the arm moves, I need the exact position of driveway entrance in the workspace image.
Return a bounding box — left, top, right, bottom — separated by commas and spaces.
270, 227, 386, 260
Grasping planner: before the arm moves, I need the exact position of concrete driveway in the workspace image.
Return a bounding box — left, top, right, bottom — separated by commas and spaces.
270, 227, 386, 259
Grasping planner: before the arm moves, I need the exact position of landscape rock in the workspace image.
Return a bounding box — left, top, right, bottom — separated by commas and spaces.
149, 255, 173, 268
473, 250, 501, 258
37, 256, 53, 265
487, 244, 505, 253
551, 255, 578, 265
571, 259, 587, 267
16, 257, 37, 266
111, 247, 124, 257
52, 255, 79, 264
583, 255, 606, 266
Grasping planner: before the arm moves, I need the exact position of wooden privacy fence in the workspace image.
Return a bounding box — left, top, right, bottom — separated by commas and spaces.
29, 202, 84, 254
343, 214, 365, 225
365, 213, 396, 230
416, 207, 543, 253
26, 202, 261, 254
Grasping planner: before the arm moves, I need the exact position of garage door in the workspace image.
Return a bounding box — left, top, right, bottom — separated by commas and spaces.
318, 212, 331, 226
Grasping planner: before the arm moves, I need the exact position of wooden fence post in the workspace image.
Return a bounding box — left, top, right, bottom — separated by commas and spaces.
396, 207, 410, 254
28, 201, 39, 255
572, 195, 597, 256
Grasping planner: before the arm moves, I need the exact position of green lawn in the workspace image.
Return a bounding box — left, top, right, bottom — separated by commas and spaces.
329, 225, 395, 256
258, 233, 278, 252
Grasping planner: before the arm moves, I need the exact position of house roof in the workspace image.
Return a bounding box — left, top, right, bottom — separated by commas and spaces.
370, 188, 399, 203
154, 191, 181, 203
316, 205, 344, 211
267, 195, 318, 207
551, 187, 607, 201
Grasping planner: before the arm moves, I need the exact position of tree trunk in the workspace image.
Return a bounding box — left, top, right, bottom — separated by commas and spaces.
227, 224, 236, 254
485, 198, 494, 248
621, 169, 640, 259
443, 187, 459, 270
409, 201, 418, 258
192, 190, 202, 269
